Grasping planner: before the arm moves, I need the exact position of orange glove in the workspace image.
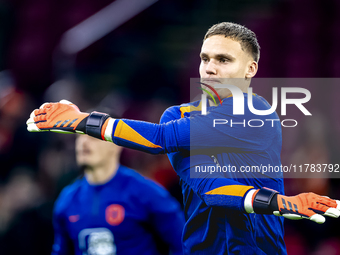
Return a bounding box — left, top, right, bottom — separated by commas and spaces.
244, 187, 340, 224
26, 100, 110, 139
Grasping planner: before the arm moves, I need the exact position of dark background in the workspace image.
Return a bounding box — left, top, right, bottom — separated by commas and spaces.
0, 0, 340, 254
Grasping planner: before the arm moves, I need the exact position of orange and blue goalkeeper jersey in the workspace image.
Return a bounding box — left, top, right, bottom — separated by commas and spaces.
52, 165, 184, 255
104, 93, 287, 254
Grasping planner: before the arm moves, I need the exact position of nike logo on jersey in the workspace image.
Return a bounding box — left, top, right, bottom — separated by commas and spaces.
69, 214, 80, 222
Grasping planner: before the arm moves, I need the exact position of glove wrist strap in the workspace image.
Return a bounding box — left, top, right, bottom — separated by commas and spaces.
86, 111, 110, 139
253, 187, 279, 214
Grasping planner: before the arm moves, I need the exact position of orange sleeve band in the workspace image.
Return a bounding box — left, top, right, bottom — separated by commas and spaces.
252, 189, 259, 206
114, 120, 162, 148
205, 185, 254, 197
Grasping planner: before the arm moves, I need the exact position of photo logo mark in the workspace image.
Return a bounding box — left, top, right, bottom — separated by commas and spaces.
200, 84, 312, 116
198, 82, 223, 106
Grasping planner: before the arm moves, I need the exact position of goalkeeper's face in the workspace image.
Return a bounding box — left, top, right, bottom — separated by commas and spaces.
75, 135, 121, 170
199, 35, 258, 99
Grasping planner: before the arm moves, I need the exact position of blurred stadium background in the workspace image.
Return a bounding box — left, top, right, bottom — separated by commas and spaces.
0, 0, 340, 254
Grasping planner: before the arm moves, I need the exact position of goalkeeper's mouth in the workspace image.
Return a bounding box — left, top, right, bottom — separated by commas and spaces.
201, 78, 221, 86
77, 148, 92, 156
82, 149, 91, 154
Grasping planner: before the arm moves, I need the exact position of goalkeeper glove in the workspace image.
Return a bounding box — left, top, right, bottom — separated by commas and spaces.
244, 187, 340, 224
26, 100, 110, 139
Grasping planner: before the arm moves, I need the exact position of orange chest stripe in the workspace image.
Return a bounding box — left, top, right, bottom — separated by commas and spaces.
180, 101, 203, 118
114, 120, 162, 149
180, 106, 191, 118
205, 185, 254, 197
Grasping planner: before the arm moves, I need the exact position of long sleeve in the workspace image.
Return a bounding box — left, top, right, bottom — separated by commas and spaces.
107, 95, 278, 155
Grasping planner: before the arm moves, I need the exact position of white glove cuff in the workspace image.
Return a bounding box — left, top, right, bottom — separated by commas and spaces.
244, 189, 257, 213
104, 118, 116, 142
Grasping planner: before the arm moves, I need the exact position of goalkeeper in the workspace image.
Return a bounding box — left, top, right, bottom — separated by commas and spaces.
27, 22, 340, 255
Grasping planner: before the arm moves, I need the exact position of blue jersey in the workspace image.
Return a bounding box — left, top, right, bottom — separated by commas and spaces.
52, 165, 184, 255
103, 93, 287, 254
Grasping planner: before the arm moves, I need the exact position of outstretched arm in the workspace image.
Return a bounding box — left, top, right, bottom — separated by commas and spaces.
244, 187, 340, 224
26, 100, 184, 154
27, 100, 340, 223
27, 99, 272, 154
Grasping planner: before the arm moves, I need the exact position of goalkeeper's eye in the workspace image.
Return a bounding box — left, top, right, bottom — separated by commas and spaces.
201, 57, 209, 63
219, 58, 230, 63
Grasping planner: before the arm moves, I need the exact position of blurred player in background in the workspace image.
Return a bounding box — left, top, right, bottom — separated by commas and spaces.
52, 129, 184, 254
28, 22, 340, 254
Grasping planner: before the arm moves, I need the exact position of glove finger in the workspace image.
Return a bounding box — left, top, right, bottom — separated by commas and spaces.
324, 207, 340, 218
283, 212, 326, 224
59, 99, 73, 105
282, 213, 303, 220
34, 114, 46, 123
273, 211, 282, 217
309, 214, 325, 224
30, 109, 38, 119
26, 117, 33, 125
34, 108, 47, 116
59, 99, 80, 111
39, 102, 51, 109
26, 115, 35, 126
320, 198, 340, 210
27, 122, 41, 132
26, 110, 39, 131
311, 200, 340, 215
315, 195, 338, 208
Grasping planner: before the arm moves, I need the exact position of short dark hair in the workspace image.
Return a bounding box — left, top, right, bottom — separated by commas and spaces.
204, 22, 260, 62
